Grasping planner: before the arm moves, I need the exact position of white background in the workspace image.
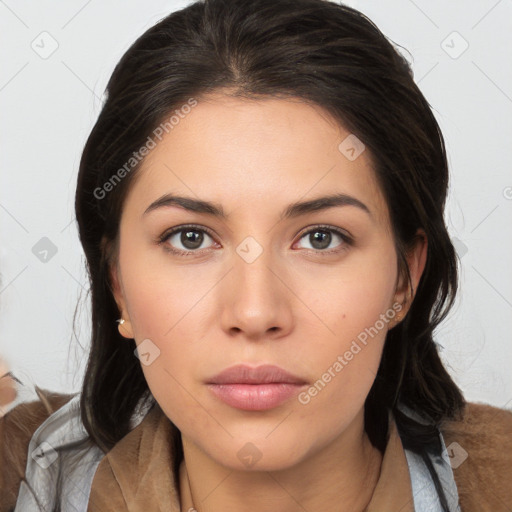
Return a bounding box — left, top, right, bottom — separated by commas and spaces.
1, 1, 511, 409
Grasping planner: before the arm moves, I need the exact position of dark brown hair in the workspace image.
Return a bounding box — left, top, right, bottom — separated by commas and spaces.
72, 0, 464, 507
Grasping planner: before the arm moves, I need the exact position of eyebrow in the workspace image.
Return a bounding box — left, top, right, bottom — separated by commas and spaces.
143, 192, 371, 220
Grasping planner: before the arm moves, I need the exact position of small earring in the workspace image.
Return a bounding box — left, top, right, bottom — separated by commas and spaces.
117, 318, 125, 325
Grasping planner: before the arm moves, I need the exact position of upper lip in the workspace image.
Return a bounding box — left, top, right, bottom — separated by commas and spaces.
206, 364, 307, 385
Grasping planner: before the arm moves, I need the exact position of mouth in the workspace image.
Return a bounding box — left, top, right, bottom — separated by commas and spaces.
205, 364, 308, 411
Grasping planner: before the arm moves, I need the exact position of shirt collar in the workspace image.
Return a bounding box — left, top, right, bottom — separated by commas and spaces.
88, 404, 415, 511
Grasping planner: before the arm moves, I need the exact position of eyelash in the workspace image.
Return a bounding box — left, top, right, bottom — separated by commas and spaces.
157, 223, 353, 257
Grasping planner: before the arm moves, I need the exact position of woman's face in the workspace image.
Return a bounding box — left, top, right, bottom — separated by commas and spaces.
112, 93, 425, 471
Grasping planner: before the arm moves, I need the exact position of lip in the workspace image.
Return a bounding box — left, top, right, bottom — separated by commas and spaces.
206, 364, 307, 411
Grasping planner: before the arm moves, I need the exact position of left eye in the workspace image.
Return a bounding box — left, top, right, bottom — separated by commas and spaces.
295, 227, 350, 252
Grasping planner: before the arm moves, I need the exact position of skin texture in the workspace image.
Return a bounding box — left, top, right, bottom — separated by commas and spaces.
111, 93, 427, 512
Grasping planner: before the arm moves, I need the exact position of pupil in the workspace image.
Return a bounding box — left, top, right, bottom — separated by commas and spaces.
311, 230, 331, 250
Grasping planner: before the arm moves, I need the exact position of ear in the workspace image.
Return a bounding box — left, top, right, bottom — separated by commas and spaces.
394, 228, 428, 318
109, 261, 134, 339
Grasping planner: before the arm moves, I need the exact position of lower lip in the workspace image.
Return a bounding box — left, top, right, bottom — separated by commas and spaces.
207, 383, 305, 411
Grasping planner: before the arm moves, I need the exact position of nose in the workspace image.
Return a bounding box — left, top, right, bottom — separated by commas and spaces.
219, 242, 294, 341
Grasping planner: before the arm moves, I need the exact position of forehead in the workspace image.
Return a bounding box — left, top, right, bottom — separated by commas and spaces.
124, 93, 390, 227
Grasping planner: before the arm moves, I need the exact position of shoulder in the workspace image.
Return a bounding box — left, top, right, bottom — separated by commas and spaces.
88, 403, 181, 511
440, 401, 512, 511
0, 388, 74, 512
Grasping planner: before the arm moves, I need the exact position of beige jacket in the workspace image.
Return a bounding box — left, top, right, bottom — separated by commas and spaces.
1, 390, 512, 511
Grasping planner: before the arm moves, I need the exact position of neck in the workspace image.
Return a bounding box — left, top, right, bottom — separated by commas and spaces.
179, 409, 382, 512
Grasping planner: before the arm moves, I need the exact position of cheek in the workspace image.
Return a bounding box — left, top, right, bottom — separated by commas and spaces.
117, 241, 217, 426
291, 243, 397, 414
123, 280, 203, 432
119, 232, 212, 340
299, 239, 398, 348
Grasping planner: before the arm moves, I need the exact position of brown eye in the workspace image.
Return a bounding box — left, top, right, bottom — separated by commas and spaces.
160, 225, 216, 254
295, 226, 352, 253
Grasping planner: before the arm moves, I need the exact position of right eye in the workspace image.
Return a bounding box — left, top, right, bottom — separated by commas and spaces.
158, 224, 218, 256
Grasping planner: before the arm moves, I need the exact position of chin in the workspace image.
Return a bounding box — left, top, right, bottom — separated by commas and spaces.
203, 434, 311, 473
